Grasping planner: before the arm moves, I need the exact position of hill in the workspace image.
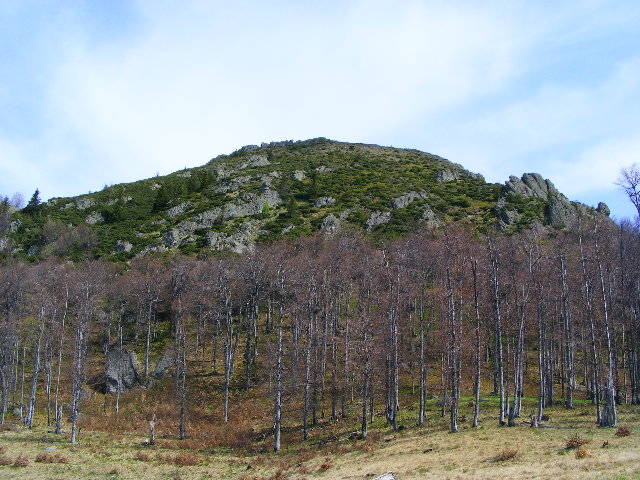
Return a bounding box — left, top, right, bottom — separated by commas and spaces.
0, 137, 610, 260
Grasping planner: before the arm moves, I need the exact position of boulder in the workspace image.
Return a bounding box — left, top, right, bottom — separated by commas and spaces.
150, 347, 176, 379
314, 196, 336, 208
320, 214, 341, 234
421, 205, 441, 229
206, 220, 263, 253
92, 345, 142, 394
293, 170, 306, 181
241, 155, 270, 169
436, 169, 460, 182
115, 240, 133, 253
597, 202, 611, 216
390, 191, 427, 209
166, 202, 191, 218
366, 211, 391, 231
85, 212, 104, 225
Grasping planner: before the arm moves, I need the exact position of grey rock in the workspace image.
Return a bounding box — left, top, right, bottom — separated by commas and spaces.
320, 214, 341, 234
150, 183, 161, 190
421, 205, 441, 229
281, 225, 294, 234
546, 196, 576, 227
0, 236, 9, 252
115, 240, 133, 253
366, 210, 391, 231
241, 154, 270, 169
436, 169, 460, 182
315, 165, 333, 173
214, 175, 252, 193
43, 446, 57, 452
597, 202, 611, 216
167, 202, 191, 218
212, 164, 232, 179
504, 173, 559, 200
293, 170, 306, 181
496, 209, 521, 231
163, 221, 198, 247
75, 197, 95, 210
85, 212, 104, 225
206, 220, 262, 253
150, 347, 175, 379
390, 191, 427, 209
93, 345, 142, 394
138, 244, 168, 256
27, 245, 38, 256
177, 171, 192, 178
9, 219, 21, 232
314, 196, 336, 208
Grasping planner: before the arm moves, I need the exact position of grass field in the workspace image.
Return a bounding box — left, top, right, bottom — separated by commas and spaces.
1, 398, 639, 480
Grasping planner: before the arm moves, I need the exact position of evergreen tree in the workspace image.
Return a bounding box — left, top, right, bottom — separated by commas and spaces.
27, 189, 41, 208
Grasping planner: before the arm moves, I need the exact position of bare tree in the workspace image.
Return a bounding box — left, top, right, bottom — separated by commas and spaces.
618, 164, 640, 218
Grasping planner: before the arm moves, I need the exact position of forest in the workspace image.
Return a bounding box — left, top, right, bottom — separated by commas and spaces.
1, 212, 639, 460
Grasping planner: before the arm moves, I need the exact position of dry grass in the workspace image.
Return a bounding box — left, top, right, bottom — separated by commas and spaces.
3, 398, 640, 480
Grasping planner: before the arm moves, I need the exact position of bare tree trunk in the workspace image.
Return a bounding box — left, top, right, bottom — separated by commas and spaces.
489, 241, 506, 425
596, 232, 617, 427
471, 260, 482, 428
273, 304, 284, 452
26, 318, 45, 428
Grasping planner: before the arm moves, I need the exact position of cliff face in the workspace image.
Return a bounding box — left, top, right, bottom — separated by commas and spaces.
0, 138, 609, 260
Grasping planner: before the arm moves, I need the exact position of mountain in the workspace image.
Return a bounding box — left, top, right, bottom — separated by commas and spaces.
1, 138, 610, 260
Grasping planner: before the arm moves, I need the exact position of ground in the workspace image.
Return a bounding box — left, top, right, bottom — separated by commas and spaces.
1, 399, 639, 480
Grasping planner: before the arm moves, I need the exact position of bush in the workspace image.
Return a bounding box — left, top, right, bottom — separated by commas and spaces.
0, 456, 12, 466
491, 448, 519, 462
615, 426, 632, 437
575, 448, 590, 459
134, 452, 151, 462
35, 453, 69, 464
565, 434, 590, 450
13, 455, 29, 467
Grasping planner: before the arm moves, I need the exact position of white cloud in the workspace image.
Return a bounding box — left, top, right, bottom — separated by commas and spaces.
1, 0, 639, 221
35, 0, 527, 196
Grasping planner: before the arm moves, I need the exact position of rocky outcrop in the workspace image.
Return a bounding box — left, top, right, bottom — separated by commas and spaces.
241, 154, 270, 169
436, 169, 460, 182
421, 205, 441, 229
390, 191, 427, 209
163, 189, 281, 248
114, 240, 133, 253
293, 170, 306, 181
597, 202, 611, 216
92, 345, 142, 394
502, 173, 607, 228
150, 347, 175, 379
366, 211, 391, 231
85, 212, 104, 225
314, 196, 336, 208
167, 202, 191, 218
320, 214, 341, 234
205, 220, 263, 253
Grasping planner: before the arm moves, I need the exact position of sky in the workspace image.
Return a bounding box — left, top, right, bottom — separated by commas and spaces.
1, 0, 639, 220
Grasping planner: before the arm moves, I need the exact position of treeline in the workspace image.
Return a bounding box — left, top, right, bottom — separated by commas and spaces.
0, 217, 639, 450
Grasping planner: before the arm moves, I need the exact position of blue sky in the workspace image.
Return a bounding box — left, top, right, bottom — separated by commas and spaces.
1, 1, 639, 220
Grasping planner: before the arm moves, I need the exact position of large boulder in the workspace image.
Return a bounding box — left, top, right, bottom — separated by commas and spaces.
92, 345, 142, 394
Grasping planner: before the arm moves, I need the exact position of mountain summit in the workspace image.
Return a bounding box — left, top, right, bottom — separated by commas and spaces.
1, 138, 609, 260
